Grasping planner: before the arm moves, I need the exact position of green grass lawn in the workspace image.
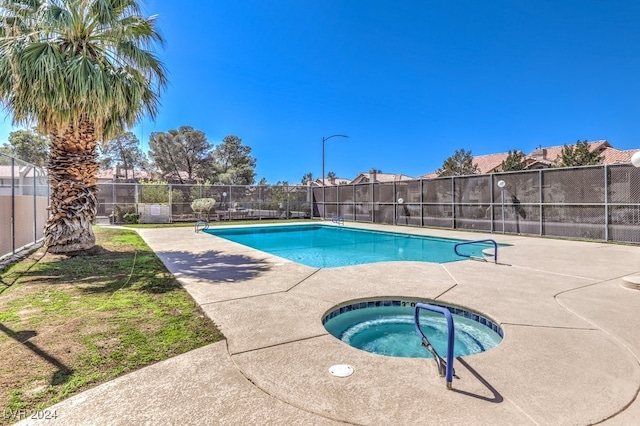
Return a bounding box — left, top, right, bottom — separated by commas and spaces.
0, 227, 224, 418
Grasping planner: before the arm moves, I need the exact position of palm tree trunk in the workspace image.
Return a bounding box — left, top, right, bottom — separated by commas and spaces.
44, 121, 99, 253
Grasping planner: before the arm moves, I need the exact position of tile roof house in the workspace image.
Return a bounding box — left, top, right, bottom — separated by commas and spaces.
97, 167, 152, 183
313, 176, 352, 186
470, 152, 512, 174
350, 170, 414, 184
0, 164, 47, 195
421, 140, 639, 178
0, 164, 44, 180
522, 140, 636, 169
97, 166, 199, 183
601, 146, 638, 164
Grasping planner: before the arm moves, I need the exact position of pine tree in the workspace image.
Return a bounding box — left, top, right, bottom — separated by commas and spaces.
0, 130, 49, 166
557, 140, 603, 167
501, 150, 527, 171
437, 148, 479, 176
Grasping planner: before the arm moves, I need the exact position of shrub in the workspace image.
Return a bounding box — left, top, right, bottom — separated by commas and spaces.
139, 180, 184, 204
190, 198, 216, 220
114, 205, 137, 223
123, 213, 140, 224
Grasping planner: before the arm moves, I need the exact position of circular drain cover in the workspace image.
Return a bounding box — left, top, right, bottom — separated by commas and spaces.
329, 364, 354, 377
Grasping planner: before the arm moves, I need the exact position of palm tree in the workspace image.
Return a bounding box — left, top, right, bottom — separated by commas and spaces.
0, 0, 167, 253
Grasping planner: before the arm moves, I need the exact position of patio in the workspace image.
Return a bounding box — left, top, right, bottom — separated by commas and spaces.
19, 222, 640, 425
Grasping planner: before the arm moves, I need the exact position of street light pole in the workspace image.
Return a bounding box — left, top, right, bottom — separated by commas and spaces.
322, 134, 349, 219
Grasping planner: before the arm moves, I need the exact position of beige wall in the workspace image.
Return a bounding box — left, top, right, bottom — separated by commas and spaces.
0, 197, 10, 256
0, 195, 48, 258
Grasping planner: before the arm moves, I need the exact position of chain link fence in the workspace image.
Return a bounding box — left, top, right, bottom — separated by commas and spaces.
3, 162, 639, 261
0, 153, 49, 260
96, 183, 313, 224
314, 164, 640, 244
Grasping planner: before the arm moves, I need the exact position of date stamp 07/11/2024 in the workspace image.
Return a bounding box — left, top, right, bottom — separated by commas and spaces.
3, 409, 58, 422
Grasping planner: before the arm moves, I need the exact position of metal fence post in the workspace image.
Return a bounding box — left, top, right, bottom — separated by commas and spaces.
352, 182, 356, 221
33, 168, 37, 243
336, 182, 339, 219
371, 178, 375, 223
112, 181, 116, 220
393, 180, 397, 225
490, 174, 495, 233
420, 178, 424, 228
11, 157, 15, 254
308, 182, 312, 219
168, 184, 172, 223
603, 165, 609, 241
135, 182, 139, 208
538, 170, 543, 236
451, 177, 456, 230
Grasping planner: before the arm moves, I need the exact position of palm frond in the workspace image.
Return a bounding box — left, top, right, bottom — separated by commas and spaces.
0, 0, 167, 140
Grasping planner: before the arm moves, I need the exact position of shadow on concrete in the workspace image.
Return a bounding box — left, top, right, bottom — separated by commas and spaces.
451, 357, 503, 403
0, 323, 73, 385
157, 250, 272, 283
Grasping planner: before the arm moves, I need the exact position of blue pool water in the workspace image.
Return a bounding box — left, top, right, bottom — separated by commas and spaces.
323, 303, 503, 358
205, 224, 491, 268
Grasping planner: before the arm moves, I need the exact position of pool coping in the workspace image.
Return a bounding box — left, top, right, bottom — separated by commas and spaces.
20, 221, 640, 425
321, 297, 506, 343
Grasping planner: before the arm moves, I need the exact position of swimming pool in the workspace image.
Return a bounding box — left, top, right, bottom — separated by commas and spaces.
205, 224, 492, 268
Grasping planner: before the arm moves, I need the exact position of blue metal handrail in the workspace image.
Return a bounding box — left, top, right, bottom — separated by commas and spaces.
414, 303, 455, 389
454, 239, 498, 263
195, 220, 209, 233
331, 216, 344, 225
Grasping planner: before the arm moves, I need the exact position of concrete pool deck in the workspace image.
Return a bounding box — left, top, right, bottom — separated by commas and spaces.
19, 222, 640, 425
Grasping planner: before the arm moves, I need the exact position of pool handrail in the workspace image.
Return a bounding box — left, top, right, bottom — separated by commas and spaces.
195, 220, 209, 233
331, 216, 345, 225
454, 239, 498, 263
414, 303, 455, 389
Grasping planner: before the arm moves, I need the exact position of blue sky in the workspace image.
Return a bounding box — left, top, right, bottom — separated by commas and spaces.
2, 0, 640, 183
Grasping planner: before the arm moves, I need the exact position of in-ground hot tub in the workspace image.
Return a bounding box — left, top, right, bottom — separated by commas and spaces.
323, 299, 503, 358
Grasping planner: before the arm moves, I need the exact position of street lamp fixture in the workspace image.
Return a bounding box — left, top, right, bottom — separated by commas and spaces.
322, 134, 349, 219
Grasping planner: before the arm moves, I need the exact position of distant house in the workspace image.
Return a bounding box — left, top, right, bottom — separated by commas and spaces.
97, 166, 152, 183
97, 167, 205, 184
313, 176, 352, 186
0, 164, 47, 196
524, 140, 635, 169
421, 140, 638, 178
350, 170, 414, 184
471, 152, 512, 174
